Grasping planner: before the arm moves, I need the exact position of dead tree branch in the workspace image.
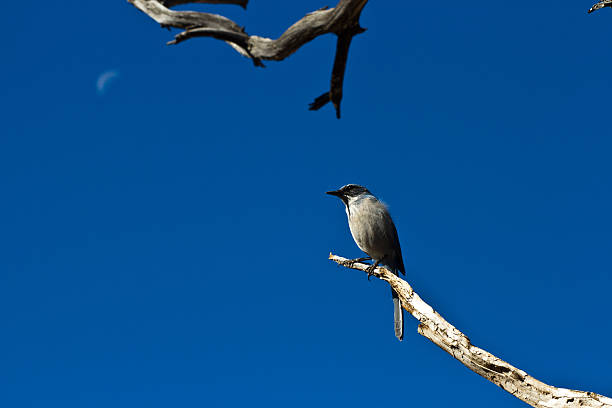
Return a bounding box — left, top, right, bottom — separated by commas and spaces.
589, 1, 612, 13
128, 0, 369, 118
162, 0, 248, 8
329, 253, 612, 408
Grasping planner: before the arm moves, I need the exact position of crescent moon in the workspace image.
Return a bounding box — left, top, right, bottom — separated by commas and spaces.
96, 70, 119, 94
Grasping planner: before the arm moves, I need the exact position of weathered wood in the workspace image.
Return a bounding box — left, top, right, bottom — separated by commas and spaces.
162, 0, 247, 8
329, 253, 612, 408
309, 24, 366, 118
589, 1, 612, 13
127, 0, 370, 117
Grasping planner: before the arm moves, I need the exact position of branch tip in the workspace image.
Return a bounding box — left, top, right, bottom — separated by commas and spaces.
309, 92, 331, 111
589, 1, 612, 13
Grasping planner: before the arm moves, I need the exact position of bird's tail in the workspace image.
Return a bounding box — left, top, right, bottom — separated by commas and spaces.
391, 287, 404, 341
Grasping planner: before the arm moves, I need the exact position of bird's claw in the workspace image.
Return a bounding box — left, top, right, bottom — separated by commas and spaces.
366, 264, 376, 280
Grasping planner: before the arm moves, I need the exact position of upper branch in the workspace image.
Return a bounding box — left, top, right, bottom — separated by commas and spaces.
128, 0, 367, 60
161, 0, 248, 8
589, 1, 612, 13
128, 0, 370, 117
329, 253, 612, 408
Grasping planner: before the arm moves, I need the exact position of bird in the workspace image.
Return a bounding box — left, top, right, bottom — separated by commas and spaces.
326, 184, 405, 341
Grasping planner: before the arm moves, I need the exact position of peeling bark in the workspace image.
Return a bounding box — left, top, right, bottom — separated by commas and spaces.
127, 0, 369, 117
329, 253, 612, 408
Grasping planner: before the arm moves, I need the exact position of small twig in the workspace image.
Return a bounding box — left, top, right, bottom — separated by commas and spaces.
589, 0, 612, 13
329, 253, 612, 408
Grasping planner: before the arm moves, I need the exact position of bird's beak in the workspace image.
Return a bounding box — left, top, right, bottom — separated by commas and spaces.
326, 190, 342, 197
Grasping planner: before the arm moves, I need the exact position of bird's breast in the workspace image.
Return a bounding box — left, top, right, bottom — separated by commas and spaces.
347, 199, 390, 260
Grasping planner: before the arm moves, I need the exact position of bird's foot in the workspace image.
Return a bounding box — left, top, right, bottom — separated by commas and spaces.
366, 265, 375, 280
365, 259, 381, 280
344, 257, 371, 268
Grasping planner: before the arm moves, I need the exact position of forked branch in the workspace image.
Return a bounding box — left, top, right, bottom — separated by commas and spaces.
329, 253, 612, 408
127, 0, 369, 118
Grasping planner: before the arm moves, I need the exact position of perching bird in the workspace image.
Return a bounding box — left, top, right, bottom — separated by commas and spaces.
327, 184, 405, 341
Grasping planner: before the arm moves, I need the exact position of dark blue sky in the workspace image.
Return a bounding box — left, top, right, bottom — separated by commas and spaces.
2, 1, 612, 407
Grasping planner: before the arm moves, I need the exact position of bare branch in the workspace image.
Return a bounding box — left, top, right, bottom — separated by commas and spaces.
161, 0, 247, 8
329, 253, 612, 408
309, 24, 366, 118
127, 0, 370, 117
589, 1, 612, 13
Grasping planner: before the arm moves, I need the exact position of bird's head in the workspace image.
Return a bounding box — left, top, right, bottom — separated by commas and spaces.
326, 184, 371, 206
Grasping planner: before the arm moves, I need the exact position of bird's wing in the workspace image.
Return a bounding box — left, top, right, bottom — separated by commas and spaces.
388, 219, 405, 275
376, 201, 405, 275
